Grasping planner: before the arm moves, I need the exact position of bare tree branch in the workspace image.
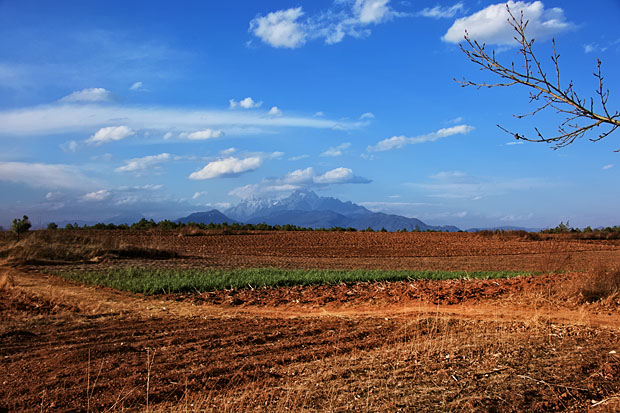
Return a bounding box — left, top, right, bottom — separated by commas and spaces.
456, 5, 620, 151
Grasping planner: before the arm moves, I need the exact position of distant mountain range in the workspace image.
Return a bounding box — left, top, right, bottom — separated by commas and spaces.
177, 190, 460, 232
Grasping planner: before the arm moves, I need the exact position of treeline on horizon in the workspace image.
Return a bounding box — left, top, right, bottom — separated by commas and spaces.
29, 218, 620, 236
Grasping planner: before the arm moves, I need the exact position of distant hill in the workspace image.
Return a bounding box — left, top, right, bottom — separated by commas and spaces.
223, 190, 460, 231
177, 210, 237, 225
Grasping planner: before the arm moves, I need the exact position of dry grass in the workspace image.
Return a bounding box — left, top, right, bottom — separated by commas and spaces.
0, 268, 15, 290
0, 230, 179, 266
575, 266, 620, 303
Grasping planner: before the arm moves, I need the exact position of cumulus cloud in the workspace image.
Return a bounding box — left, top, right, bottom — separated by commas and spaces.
268, 106, 283, 116
229, 97, 263, 109
81, 189, 111, 202
59, 87, 112, 103
186, 128, 224, 140
86, 125, 135, 145
229, 166, 371, 199
189, 156, 263, 180
419, 2, 464, 19
192, 191, 208, 200
249, 7, 307, 48
115, 153, 172, 173
354, 0, 394, 24
61, 140, 79, 153
249, 1, 405, 48
368, 124, 474, 152
443, 1, 573, 45
321, 142, 351, 157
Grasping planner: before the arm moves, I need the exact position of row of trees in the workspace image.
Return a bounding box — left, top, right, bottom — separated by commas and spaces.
42, 218, 430, 233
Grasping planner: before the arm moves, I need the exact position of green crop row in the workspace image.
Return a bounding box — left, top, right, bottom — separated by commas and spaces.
56, 267, 533, 295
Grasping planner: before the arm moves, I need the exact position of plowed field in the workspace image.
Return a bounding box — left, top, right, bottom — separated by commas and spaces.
2, 231, 620, 412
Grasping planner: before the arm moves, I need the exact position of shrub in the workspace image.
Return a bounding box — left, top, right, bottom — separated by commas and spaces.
47, 222, 58, 230
12, 215, 32, 241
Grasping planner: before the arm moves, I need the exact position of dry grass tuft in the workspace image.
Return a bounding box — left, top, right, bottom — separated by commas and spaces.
576, 266, 620, 303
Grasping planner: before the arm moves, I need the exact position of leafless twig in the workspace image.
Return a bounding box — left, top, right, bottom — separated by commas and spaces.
457, 5, 620, 151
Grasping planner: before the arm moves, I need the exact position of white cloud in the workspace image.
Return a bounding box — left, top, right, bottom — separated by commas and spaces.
289, 154, 309, 161
268, 106, 283, 116
250, 1, 406, 48
163, 132, 174, 139
249, 7, 307, 48
81, 189, 111, 202
409, 170, 552, 199
360, 112, 375, 120
59, 87, 112, 103
368, 124, 474, 152
86, 125, 135, 145
220, 147, 236, 156
506, 141, 524, 146
284, 166, 370, 185
229, 165, 371, 199
354, 0, 393, 24
186, 128, 224, 140
61, 140, 79, 153
442, 1, 573, 45
192, 191, 208, 200
321, 142, 351, 157
115, 153, 172, 173
419, 2, 464, 19
0, 161, 94, 189
229, 97, 263, 109
314, 167, 354, 184
228, 183, 302, 199
314, 111, 325, 117
129, 81, 144, 91
189, 156, 263, 180
602, 164, 614, 170
0, 104, 363, 136
45, 191, 64, 201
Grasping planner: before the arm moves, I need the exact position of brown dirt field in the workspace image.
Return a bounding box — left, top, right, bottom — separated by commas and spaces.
2, 231, 620, 412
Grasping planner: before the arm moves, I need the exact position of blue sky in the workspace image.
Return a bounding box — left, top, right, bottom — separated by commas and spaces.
1, 0, 619, 229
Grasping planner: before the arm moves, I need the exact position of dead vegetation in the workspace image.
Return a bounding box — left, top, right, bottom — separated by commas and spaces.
0, 230, 180, 266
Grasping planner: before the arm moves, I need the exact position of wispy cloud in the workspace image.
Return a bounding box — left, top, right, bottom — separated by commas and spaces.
419, 2, 464, 19
408, 170, 552, 200
129, 81, 144, 91
249, 1, 407, 48
368, 124, 474, 152
602, 164, 614, 170
321, 142, 351, 157
115, 153, 172, 173
0, 104, 363, 137
59, 87, 112, 103
0, 161, 96, 189
442, 1, 573, 45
